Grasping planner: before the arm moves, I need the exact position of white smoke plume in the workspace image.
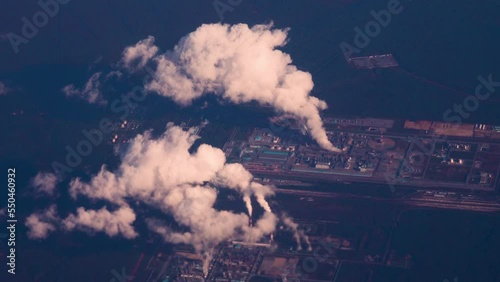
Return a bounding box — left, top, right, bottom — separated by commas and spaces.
62, 72, 106, 105
283, 215, 302, 251
25, 205, 59, 239
202, 252, 213, 277
299, 230, 313, 252
24, 123, 311, 276
25, 124, 309, 273
242, 211, 277, 242
243, 194, 253, 219
62, 206, 138, 239
250, 182, 274, 213
120, 36, 159, 71
213, 163, 274, 219
123, 23, 338, 151
255, 193, 272, 213
281, 214, 311, 251
32, 172, 59, 196
64, 124, 277, 271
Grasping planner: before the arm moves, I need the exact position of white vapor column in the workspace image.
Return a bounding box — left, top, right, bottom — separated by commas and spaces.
121, 23, 339, 151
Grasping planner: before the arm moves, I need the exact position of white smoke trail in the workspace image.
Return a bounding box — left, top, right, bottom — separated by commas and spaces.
281, 214, 312, 251
202, 251, 212, 277
299, 230, 312, 251
243, 193, 253, 219
122, 23, 339, 151
282, 215, 301, 250
250, 182, 273, 214
255, 193, 272, 213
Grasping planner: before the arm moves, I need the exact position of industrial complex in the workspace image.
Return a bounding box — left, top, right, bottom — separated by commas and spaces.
223, 117, 500, 193
137, 218, 364, 282
133, 116, 500, 282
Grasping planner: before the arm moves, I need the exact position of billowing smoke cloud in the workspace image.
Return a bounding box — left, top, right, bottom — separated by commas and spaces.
26, 124, 312, 273
62, 72, 106, 105
120, 36, 158, 71
32, 172, 59, 196
123, 23, 338, 151
25, 205, 58, 239
33, 124, 277, 270
62, 206, 138, 239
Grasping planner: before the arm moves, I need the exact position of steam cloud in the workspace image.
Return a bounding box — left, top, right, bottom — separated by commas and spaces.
62, 72, 106, 105
62, 206, 138, 239
25, 205, 58, 239
124, 23, 338, 151
32, 172, 59, 196
120, 36, 158, 71
27, 124, 287, 271
26, 22, 323, 271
